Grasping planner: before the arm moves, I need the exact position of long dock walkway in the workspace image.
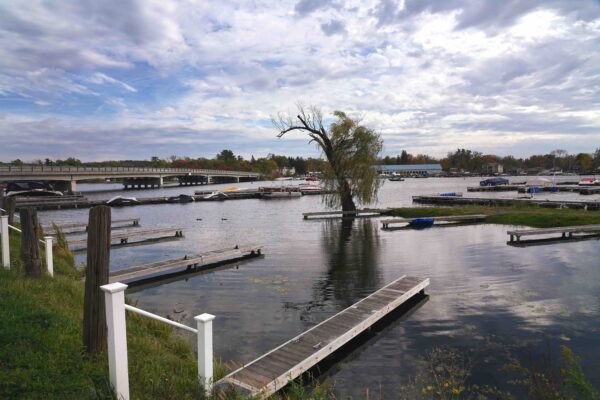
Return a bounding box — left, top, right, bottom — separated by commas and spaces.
109, 245, 263, 284
67, 226, 183, 250
507, 224, 600, 243
303, 209, 386, 219
216, 275, 429, 398
413, 195, 600, 210
381, 214, 486, 229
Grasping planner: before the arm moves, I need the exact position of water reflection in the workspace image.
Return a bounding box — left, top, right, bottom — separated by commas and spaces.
316, 218, 382, 307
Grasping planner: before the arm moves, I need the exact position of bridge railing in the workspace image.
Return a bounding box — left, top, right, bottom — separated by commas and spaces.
0, 165, 259, 176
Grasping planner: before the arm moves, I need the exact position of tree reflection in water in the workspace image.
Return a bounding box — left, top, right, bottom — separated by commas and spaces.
315, 218, 383, 307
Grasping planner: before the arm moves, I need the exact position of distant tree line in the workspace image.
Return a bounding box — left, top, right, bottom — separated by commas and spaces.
379, 148, 600, 174
3, 147, 600, 175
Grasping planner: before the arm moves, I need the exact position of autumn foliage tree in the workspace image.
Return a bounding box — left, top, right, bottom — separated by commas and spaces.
273, 105, 383, 212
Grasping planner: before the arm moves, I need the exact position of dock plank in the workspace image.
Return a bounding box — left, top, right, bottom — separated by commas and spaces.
507, 224, 600, 243
67, 226, 183, 250
108, 245, 262, 283
43, 218, 140, 232
216, 275, 429, 398
381, 214, 486, 229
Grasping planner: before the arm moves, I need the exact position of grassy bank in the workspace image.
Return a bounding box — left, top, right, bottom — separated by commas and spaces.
0, 230, 202, 399
386, 205, 600, 228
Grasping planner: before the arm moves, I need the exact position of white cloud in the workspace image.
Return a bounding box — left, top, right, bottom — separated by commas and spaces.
0, 0, 599, 160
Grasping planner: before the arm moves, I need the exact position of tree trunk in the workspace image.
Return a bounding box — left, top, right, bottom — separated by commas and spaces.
20, 207, 42, 278
83, 205, 111, 354
340, 180, 356, 212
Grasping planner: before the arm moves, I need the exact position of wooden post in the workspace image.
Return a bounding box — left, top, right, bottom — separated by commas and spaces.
20, 207, 42, 278
83, 205, 112, 353
0, 188, 5, 213
5, 197, 16, 225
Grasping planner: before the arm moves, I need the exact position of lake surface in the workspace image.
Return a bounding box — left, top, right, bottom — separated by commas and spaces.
38, 178, 600, 397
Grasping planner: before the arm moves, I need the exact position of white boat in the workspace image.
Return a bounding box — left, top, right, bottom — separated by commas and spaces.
106, 196, 139, 206
259, 186, 302, 198
298, 184, 324, 194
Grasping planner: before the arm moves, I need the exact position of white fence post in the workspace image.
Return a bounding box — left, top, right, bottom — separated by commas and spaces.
195, 313, 215, 394
101, 282, 130, 400
44, 236, 53, 277
1, 215, 9, 269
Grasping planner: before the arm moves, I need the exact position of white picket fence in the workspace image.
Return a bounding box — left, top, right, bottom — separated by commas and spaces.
101, 282, 215, 400
0, 214, 54, 275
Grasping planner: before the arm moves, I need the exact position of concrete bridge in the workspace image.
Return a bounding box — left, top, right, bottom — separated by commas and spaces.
0, 165, 260, 192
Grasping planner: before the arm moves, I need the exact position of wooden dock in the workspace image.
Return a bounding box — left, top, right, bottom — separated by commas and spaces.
381, 214, 486, 229
507, 224, 600, 243
108, 245, 263, 284
467, 185, 521, 192
412, 195, 600, 210
303, 209, 386, 219
67, 226, 183, 250
43, 218, 140, 234
216, 275, 429, 398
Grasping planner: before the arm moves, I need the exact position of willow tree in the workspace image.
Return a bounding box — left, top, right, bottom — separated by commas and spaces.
273, 105, 383, 212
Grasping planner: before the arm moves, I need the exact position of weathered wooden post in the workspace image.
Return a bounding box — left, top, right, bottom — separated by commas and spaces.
83, 205, 111, 353
195, 313, 215, 394
5, 197, 16, 225
1, 215, 9, 269
0, 188, 5, 213
101, 282, 130, 400
20, 207, 42, 278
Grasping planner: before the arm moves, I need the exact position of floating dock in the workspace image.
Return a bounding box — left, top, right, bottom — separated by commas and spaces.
42, 218, 140, 234
216, 275, 429, 398
381, 214, 486, 229
108, 245, 263, 284
507, 224, 600, 244
412, 195, 600, 210
67, 226, 183, 251
302, 209, 386, 220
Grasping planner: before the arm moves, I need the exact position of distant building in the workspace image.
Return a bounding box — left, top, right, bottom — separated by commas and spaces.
376, 164, 443, 176
277, 166, 296, 176
482, 162, 503, 175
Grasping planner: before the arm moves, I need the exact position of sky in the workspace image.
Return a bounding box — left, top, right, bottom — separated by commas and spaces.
0, 0, 599, 162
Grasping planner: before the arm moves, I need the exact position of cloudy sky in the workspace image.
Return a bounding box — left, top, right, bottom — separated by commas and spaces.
1, 0, 599, 162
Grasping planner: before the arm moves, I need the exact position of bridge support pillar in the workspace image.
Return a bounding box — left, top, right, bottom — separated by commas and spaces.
69, 179, 77, 193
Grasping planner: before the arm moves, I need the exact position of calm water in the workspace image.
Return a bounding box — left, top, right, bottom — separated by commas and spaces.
38, 178, 600, 397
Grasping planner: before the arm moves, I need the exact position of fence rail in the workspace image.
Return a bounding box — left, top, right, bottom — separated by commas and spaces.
101, 282, 215, 400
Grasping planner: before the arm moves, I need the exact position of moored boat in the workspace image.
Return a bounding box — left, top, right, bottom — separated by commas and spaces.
259, 186, 302, 198
578, 177, 600, 186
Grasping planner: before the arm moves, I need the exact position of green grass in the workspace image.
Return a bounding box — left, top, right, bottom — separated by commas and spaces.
386, 205, 600, 228
0, 231, 202, 399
